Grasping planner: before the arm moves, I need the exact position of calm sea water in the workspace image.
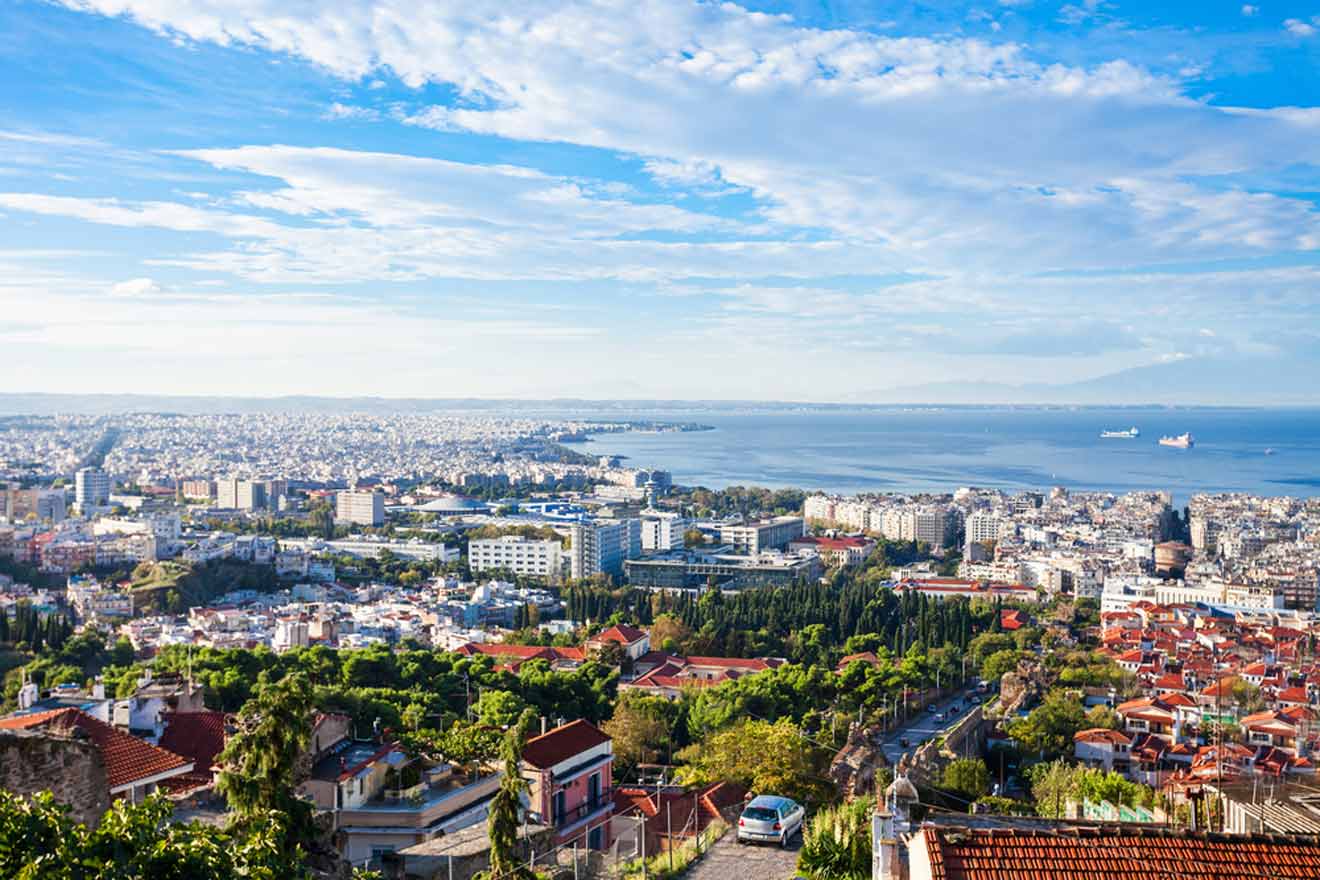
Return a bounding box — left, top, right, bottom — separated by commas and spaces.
569, 408, 1320, 501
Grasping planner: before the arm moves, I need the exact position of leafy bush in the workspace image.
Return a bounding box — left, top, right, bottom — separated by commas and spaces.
797, 796, 874, 880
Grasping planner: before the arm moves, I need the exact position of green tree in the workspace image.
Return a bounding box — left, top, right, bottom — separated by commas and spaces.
1007, 690, 1087, 758
482, 709, 538, 880
1084, 704, 1122, 730
980, 649, 1023, 684
475, 689, 529, 728
603, 690, 675, 770
942, 758, 991, 800
0, 790, 297, 880
677, 718, 829, 804
215, 673, 316, 855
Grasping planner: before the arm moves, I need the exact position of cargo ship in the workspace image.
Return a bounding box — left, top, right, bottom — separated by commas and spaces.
1100, 427, 1140, 439
1158, 433, 1194, 449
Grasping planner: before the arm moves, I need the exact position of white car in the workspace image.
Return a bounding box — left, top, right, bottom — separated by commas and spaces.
737, 795, 805, 848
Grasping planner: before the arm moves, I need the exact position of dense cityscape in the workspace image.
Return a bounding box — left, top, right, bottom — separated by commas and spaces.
4, 409, 1320, 879
9, 0, 1320, 876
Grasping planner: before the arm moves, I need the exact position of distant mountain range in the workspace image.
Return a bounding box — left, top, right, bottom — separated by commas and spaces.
864, 355, 1320, 406
1, 356, 1315, 414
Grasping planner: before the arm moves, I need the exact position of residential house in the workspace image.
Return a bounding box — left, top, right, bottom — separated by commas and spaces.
1115, 697, 1176, 738
585, 624, 651, 663
302, 729, 500, 866
622, 655, 785, 700
1241, 707, 1313, 755
0, 707, 193, 804
1073, 728, 1132, 774
521, 719, 614, 851
113, 671, 207, 738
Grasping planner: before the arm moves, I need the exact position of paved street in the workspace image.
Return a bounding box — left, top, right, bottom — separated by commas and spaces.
880, 685, 982, 765
684, 829, 802, 880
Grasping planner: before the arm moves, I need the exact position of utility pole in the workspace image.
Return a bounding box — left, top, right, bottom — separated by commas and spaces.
667, 801, 673, 874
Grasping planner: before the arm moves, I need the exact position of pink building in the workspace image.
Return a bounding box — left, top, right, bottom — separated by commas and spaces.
520, 719, 614, 850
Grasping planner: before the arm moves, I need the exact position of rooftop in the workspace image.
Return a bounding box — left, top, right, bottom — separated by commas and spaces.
0, 707, 191, 790
922, 820, 1320, 879
521, 719, 611, 770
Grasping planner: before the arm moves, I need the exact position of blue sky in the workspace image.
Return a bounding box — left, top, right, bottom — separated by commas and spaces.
3, 0, 1320, 401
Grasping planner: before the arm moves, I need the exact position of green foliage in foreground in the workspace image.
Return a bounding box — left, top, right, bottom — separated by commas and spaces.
0, 791, 304, 880
797, 796, 874, 880
1027, 760, 1154, 818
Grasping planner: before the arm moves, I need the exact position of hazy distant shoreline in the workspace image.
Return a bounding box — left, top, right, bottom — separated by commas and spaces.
0, 392, 1307, 417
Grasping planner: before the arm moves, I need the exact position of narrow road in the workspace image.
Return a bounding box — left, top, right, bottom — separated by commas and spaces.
684, 829, 802, 880
880, 685, 981, 766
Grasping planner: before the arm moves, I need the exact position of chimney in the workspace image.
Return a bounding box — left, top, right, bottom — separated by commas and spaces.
872, 809, 906, 880
541, 716, 548, 736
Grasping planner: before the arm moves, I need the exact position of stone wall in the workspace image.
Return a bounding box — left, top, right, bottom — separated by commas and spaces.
905, 705, 986, 788
0, 728, 111, 826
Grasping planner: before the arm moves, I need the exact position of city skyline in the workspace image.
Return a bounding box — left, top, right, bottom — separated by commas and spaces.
4, 1, 1320, 401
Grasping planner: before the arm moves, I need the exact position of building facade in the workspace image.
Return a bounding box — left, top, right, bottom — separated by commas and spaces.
469, 535, 564, 582
718, 516, 804, 554
336, 491, 385, 527
570, 519, 641, 580
74, 468, 111, 512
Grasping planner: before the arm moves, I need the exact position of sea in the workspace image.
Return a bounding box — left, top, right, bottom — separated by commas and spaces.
564, 407, 1320, 502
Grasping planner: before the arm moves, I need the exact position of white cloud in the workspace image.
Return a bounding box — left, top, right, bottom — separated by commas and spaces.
17, 0, 1320, 396
1241, 4, 1258, 16
48, 1, 1320, 277
323, 102, 381, 121
1285, 18, 1317, 36
109, 277, 163, 298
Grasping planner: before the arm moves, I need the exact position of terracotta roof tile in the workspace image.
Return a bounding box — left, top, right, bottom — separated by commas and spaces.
923, 824, 1320, 879
157, 710, 228, 786
0, 708, 191, 790
521, 719, 611, 769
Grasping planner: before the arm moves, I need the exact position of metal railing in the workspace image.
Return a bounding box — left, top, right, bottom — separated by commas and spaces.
555, 788, 614, 828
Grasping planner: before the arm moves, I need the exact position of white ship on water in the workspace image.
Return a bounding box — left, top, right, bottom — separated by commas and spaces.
1099, 427, 1140, 439
1159, 432, 1194, 449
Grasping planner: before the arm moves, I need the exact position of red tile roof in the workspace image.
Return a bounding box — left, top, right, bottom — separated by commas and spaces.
521, 719, 611, 770
791, 535, 871, 550
683, 656, 782, 670
0, 708, 191, 790
157, 710, 228, 787
922, 824, 1320, 879
1074, 728, 1131, 746
591, 624, 648, 646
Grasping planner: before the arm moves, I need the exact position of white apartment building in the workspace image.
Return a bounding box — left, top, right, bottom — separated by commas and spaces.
570, 519, 642, 580
640, 511, 688, 552
966, 513, 1013, 546
469, 535, 564, 582
335, 490, 384, 527
74, 467, 111, 512
216, 478, 267, 511
803, 495, 835, 524
93, 513, 181, 542
273, 619, 310, 652
904, 508, 959, 548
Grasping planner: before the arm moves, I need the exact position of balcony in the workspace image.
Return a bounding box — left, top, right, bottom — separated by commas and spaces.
339, 770, 501, 830
554, 788, 613, 829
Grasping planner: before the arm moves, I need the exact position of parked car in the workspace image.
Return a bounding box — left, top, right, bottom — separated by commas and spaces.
737, 795, 805, 848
